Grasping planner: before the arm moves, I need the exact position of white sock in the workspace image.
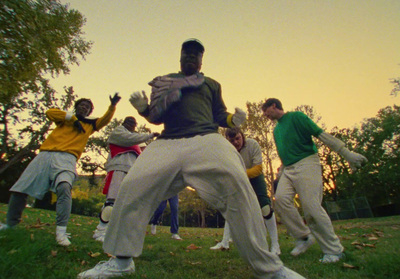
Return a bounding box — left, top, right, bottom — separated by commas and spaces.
97, 222, 108, 229
264, 213, 279, 248
56, 225, 67, 234
221, 222, 231, 247
115, 257, 133, 269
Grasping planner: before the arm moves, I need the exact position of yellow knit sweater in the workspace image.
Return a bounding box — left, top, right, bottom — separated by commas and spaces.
40, 105, 116, 159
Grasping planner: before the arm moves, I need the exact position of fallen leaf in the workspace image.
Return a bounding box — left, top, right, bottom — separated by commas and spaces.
8, 249, 18, 254
343, 263, 359, 269
170, 252, 175, 256
51, 250, 57, 257
189, 261, 202, 265
31, 233, 34, 240
186, 244, 201, 250
81, 260, 87, 266
88, 251, 101, 258
368, 236, 378, 241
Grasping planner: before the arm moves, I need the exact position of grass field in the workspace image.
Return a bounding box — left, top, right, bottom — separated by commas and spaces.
0, 203, 399, 279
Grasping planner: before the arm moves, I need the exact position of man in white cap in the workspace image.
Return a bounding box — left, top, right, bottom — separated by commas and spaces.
78, 40, 305, 279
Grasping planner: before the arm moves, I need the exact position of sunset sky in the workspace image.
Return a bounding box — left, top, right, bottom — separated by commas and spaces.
53, 0, 400, 133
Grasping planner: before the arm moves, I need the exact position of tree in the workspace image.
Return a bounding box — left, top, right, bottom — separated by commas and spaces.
0, 0, 92, 103
0, 0, 92, 201
390, 64, 400, 96
178, 187, 216, 228
334, 105, 400, 206
391, 77, 400, 97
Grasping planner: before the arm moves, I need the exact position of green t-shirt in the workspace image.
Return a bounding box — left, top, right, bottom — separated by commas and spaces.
273, 111, 323, 166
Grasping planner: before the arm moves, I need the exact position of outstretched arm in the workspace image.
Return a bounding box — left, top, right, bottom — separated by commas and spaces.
318, 132, 367, 171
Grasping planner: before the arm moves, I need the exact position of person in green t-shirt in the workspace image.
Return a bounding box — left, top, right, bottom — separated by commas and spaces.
262, 98, 367, 263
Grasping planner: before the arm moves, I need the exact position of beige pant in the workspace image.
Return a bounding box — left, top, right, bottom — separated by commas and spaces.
103, 133, 282, 277
275, 154, 343, 255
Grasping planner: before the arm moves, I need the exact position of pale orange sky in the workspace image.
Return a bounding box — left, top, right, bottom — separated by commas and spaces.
53, 0, 400, 133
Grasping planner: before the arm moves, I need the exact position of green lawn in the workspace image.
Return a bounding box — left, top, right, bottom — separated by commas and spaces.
0, 203, 399, 279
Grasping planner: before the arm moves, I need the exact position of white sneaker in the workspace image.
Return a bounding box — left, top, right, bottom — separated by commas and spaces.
271, 244, 281, 256
0, 223, 10, 231
93, 226, 107, 240
210, 242, 229, 250
290, 234, 315, 256
95, 235, 105, 242
267, 266, 306, 279
150, 224, 156, 235
77, 257, 135, 279
319, 253, 345, 263
56, 232, 71, 246
171, 234, 182, 240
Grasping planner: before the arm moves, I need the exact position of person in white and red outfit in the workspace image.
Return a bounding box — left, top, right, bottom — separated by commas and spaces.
93, 116, 159, 242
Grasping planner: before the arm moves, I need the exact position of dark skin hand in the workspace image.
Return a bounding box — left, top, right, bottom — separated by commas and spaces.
110, 93, 121, 106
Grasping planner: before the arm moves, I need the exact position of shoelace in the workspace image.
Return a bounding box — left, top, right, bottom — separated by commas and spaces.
94, 259, 118, 270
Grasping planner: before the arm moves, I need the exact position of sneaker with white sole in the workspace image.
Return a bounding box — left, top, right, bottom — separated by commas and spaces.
150, 224, 156, 235
93, 227, 107, 240
290, 234, 316, 256
0, 223, 10, 231
266, 266, 306, 279
56, 232, 71, 246
93, 223, 107, 238
319, 253, 345, 263
171, 234, 182, 240
210, 242, 229, 250
95, 235, 105, 242
77, 257, 135, 279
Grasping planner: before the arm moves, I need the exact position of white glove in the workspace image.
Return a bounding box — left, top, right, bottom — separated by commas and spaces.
338, 148, 368, 171
318, 132, 367, 171
232, 107, 246, 126
129, 91, 148, 113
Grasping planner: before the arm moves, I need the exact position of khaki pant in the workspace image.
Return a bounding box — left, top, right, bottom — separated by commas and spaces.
275, 154, 343, 255
103, 133, 282, 278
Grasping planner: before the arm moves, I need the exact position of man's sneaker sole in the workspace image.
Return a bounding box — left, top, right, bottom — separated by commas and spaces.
290, 234, 316, 256
319, 252, 345, 263
77, 259, 135, 279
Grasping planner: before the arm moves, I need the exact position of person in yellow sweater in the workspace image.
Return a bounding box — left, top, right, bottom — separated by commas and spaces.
0, 93, 120, 246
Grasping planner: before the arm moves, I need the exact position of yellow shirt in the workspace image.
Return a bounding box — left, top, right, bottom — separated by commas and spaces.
40, 105, 116, 159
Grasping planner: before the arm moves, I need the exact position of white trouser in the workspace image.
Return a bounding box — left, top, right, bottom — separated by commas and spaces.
275, 154, 343, 255
103, 133, 282, 277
